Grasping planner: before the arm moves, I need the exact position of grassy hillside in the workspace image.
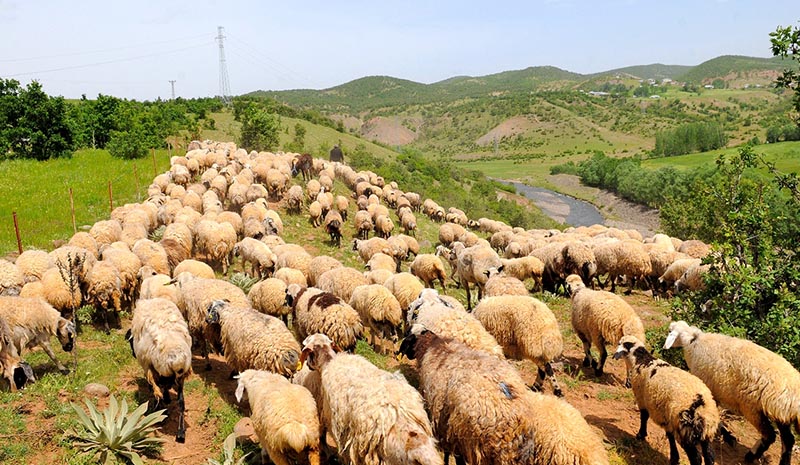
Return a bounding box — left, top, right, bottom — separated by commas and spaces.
676, 55, 792, 84
641, 140, 800, 172
0, 149, 172, 256
590, 63, 693, 80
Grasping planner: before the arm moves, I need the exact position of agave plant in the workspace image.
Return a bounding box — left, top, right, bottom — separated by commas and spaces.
70, 395, 166, 465
206, 432, 252, 465
228, 272, 259, 295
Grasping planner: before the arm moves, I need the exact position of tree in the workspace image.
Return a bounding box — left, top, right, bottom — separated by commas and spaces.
0, 79, 75, 160
770, 23, 800, 125
284, 122, 306, 152
238, 108, 280, 151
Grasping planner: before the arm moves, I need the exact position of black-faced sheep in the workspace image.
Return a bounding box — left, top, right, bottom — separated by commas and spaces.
664, 321, 800, 465
614, 336, 719, 465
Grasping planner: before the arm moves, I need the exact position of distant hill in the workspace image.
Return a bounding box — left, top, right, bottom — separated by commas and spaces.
590, 63, 693, 81
677, 55, 791, 84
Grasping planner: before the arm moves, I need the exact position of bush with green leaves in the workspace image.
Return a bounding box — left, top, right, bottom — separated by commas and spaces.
106, 130, 147, 159
238, 107, 280, 152
69, 395, 165, 465
666, 145, 800, 367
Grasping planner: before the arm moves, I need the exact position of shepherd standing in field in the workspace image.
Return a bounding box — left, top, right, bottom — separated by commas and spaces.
330, 144, 344, 163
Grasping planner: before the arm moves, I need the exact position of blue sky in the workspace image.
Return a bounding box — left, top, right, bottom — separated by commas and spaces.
0, 0, 796, 100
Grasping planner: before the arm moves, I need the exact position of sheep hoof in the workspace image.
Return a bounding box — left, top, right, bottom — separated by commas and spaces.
530, 383, 542, 392
553, 388, 563, 397
744, 452, 757, 462
582, 357, 592, 367
59, 367, 71, 375
176, 432, 186, 443
636, 432, 646, 440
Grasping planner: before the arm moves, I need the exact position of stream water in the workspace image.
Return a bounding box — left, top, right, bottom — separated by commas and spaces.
504, 181, 604, 227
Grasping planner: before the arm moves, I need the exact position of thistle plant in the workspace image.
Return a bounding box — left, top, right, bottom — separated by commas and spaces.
70, 395, 166, 465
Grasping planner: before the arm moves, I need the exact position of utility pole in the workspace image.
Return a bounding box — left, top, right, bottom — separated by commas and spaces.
169, 80, 176, 100
216, 26, 232, 105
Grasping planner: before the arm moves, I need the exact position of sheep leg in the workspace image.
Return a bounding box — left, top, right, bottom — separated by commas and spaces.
532, 367, 545, 392
439, 277, 447, 295
201, 343, 212, 371
544, 363, 562, 397
776, 421, 794, 465
636, 409, 649, 440
593, 339, 607, 376
719, 422, 737, 446
744, 412, 776, 462
464, 281, 472, 310
39, 341, 69, 374
700, 439, 715, 465
665, 432, 680, 465
578, 332, 594, 368
175, 378, 186, 443
680, 438, 701, 465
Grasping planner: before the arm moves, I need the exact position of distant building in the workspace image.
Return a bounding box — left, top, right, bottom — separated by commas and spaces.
704, 84, 714, 89
649, 94, 661, 99
588, 91, 610, 97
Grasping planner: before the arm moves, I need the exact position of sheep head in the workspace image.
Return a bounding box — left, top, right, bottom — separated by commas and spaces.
565, 274, 586, 296
205, 299, 230, 324
13, 361, 35, 391
664, 320, 701, 349
57, 318, 76, 352
300, 333, 336, 371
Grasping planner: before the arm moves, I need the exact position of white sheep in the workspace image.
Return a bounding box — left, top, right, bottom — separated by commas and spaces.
566, 274, 645, 382
206, 300, 301, 377
483, 267, 529, 297
14, 250, 53, 283
0, 296, 76, 374
300, 334, 443, 465
473, 295, 564, 396
127, 298, 192, 442
249, 278, 291, 324
409, 254, 448, 293
398, 326, 608, 465
451, 241, 502, 310
352, 237, 391, 263
235, 369, 321, 465
0, 259, 23, 296
348, 284, 403, 354
614, 335, 719, 465
664, 320, 800, 465
233, 237, 277, 279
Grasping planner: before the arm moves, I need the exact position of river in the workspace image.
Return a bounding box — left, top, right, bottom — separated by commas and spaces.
503, 181, 604, 227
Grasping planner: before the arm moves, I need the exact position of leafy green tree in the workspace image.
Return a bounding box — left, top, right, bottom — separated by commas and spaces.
284, 122, 306, 152
106, 128, 147, 159
239, 108, 280, 151
770, 23, 800, 125
0, 79, 75, 160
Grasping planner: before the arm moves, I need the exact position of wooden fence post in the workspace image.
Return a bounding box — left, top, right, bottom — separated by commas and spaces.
12, 211, 22, 254
133, 164, 140, 199
69, 188, 77, 233
108, 181, 113, 213
152, 148, 157, 178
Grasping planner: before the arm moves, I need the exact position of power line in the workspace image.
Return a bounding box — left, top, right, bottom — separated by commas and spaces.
225, 33, 318, 88
169, 80, 176, 100
226, 47, 299, 86
2, 42, 213, 78
0, 33, 212, 63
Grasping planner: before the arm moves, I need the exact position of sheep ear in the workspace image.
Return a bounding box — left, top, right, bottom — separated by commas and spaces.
299, 347, 312, 370
664, 330, 679, 349
234, 381, 245, 403
483, 270, 490, 278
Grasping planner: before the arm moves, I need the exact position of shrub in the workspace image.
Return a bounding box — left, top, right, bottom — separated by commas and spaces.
107, 130, 147, 159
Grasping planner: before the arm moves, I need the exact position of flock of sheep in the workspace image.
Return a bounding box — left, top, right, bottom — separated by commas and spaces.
0, 139, 799, 465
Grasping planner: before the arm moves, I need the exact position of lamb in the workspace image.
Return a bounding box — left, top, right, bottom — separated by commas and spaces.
316, 267, 369, 303
285, 285, 363, 352
659, 258, 702, 294
614, 336, 719, 465
235, 369, 321, 465
409, 254, 448, 293
206, 300, 301, 377
0, 296, 76, 374
499, 256, 545, 291
398, 326, 609, 465
664, 321, 800, 465
399, 211, 417, 236
566, 274, 645, 382
266, 168, 289, 199
451, 241, 502, 310
40, 267, 82, 317
68, 232, 100, 259
138, 266, 178, 304
233, 238, 277, 279
323, 210, 343, 247
300, 333, 443, 465
0, 259, 23, 296
407, 288, 504, 358
14, 250, 53, 283
89, 219, 122, 249
306, 179, 321, 203
275, 267, 308, 287
291, 153, 314, 181
126, 298, 191, 442
472, 295, 564, 395
0, 315, 34, 391
348, 284, 403, 354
